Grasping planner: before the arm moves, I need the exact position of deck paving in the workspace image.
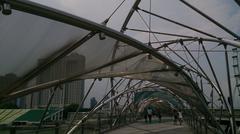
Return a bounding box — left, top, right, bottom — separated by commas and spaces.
106, 118, 193, 134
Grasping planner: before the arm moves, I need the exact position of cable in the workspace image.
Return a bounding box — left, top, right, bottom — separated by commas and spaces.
106, 0, 126, 23
148, 0, 152, 46
136, 10, 162, 47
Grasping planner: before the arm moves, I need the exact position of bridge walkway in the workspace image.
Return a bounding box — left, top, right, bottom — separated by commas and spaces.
106, 117, 193, 134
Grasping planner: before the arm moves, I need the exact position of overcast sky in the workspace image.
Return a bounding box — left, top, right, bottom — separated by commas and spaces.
30, 0, 240, 38
26, 0, 240, 107
0, 0, 238, 107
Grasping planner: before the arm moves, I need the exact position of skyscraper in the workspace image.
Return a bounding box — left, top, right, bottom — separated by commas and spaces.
90, 97, 97, 109
26, 53, 85, 108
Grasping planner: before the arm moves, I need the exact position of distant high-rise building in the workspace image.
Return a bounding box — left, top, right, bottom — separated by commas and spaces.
0, 73, 20, 107
90, 97, 97, 109
102, 95, 110, 110
0, 73, 18, 91
26, 53, 85, 108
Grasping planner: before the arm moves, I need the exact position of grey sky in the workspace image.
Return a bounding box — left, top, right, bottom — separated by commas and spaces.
30, 0, 240, 38
0, 0, 239, 107
28, 0, 240, 107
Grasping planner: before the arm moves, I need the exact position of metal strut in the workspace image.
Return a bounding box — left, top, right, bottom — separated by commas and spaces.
224, 45, 237, 134
66, 78, 125, 134
126, 28, 195, 38
137, 7, 218, 39
36, 85, 59, 134
66, 79, 97, 132
201, 42, 231, 117
179, 0, 240, 40
181, 41, 230, 106
5, 31, 97, 97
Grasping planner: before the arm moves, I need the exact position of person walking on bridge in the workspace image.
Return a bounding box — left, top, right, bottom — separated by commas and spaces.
173, 109, 178, 125
147, 107, 153, 123
178, 110, 183, 125
143, 108, 148, 123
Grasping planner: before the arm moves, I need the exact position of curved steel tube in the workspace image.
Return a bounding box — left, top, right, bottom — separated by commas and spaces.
157, 37, 240, 49
2, 0, 230, 133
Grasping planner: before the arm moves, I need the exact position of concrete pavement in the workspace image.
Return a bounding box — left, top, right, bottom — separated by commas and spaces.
106, 118, 193, 134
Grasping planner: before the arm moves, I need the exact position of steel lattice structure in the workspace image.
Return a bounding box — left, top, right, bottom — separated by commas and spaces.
0, 0, 239, 134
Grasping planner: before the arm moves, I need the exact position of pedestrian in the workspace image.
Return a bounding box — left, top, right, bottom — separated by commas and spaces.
158, 111, 162, 123
173, 109, 178, 125
178, 110, 183, 125
147, 107, 153, 123
144, 109, 148, 123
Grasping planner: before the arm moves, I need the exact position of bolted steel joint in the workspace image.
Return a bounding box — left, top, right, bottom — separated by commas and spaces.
1, 0, 12, 15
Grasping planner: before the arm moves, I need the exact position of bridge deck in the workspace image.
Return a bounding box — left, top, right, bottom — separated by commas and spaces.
106, 118, 193, 134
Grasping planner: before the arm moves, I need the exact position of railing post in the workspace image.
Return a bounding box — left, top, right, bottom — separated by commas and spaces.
81, 123, 84, 134
10, 126, 16, 134
190, 117, 192, 126
55, 122, 59, 134
196, 118, 199, 134
98, 112, 101, 134
205, 118, 208, 134
193, 116, 195, 131
199, 118, 202, 134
